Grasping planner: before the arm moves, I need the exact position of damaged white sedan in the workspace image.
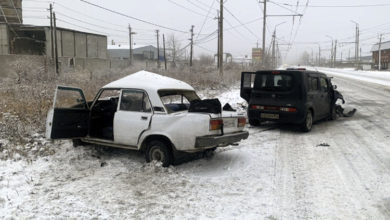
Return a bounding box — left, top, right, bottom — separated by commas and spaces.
46, 71, 248, 166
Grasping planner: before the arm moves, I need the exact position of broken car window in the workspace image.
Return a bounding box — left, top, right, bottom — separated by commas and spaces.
55, 88, 87, 109
120, 90, 151, 112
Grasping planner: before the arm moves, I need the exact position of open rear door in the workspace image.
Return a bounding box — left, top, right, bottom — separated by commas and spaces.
240, 72, 255, 102
46, 86, 89, 139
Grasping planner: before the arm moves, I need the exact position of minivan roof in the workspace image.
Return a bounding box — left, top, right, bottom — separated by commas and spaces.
254, 70, 328, 78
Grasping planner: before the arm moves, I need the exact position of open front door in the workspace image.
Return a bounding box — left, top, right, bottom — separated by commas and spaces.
46, 86, 89, 139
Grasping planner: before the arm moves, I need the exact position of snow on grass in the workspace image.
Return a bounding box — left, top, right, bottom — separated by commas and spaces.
308, 67, 390, 87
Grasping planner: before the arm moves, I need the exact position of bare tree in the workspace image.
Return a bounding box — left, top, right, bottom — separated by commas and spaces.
167, 34, 182, 67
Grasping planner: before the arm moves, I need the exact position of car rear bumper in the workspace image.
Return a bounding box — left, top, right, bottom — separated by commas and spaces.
194, 131, 249, 149
248, 109, 305, 124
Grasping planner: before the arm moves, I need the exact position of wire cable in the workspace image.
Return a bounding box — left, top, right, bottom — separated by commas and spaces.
80, 0, 188, 33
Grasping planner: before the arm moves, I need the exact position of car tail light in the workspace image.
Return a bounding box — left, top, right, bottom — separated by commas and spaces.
280, 107, 297, 112
210, 119, 223, 130
238, 117, 246, 127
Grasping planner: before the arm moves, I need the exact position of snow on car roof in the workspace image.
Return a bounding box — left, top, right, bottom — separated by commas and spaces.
103, 70, 195, 91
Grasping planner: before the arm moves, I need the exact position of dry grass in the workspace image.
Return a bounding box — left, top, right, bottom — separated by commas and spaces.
0, 58, 251, 160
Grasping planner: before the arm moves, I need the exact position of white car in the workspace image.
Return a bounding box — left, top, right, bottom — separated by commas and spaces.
46, 71, 249, 166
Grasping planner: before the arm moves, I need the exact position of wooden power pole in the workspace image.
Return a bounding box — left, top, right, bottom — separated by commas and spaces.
190, 25, 194, 67
49, 4, 54, 60
262, 0, 267, 68
163, 34, 167, 70
156, 30, 160, 69
219, 0, 223, 76
53, 12, 59, 74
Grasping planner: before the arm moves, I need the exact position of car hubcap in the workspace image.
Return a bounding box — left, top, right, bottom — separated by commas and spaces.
151, 148, 164, 162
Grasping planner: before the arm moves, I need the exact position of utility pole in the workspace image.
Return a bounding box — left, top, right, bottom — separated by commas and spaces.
271, 30, 276, 68
216, 10, 220, 69
53, 12, 59, 74
318, 46, 321, 66
156, 30, 160, 69
334, 40, 337, 68
262, 0, 267, 68
163, 34, 167, 70
128, 25, 136, 65
378, 34, 383, 70
330, 40, 334, 67
351, 21, 360, 70
219, 0, 223, 76
49, 4, 54, 60
189, 25, 194, 67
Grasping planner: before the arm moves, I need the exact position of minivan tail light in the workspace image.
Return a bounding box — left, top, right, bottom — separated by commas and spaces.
251, 105, 264, 110
280, 107, 297, 112
210, 119, 223, 130
238, 117, 246, 127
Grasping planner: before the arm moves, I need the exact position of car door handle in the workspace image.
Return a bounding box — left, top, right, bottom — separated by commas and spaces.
141, 116, 148, 120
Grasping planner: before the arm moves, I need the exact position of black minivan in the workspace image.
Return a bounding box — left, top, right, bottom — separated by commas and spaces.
240, 70, 337, 132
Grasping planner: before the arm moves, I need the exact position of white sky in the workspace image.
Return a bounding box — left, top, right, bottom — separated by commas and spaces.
22, 0, 390, 63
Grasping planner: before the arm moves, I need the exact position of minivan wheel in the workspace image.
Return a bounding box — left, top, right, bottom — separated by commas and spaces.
301, 110, 313, 132
145, 140, 172, 167
330, 105, 338, 120
249, 119, 261, 126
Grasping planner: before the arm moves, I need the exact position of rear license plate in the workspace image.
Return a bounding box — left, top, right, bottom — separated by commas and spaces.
261, 113, 279, 119
223, 119, 236, 127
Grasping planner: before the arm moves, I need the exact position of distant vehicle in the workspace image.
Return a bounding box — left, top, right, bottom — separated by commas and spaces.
46, 71, 248, 166
240, 70, 338, 132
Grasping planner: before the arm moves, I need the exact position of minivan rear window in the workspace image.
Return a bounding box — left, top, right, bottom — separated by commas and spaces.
253, 73, 294, 91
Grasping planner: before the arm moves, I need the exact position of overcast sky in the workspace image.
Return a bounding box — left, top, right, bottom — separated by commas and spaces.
23, 0, 390, 63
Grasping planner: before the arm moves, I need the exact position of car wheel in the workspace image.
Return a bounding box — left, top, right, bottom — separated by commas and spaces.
145, 140, 172, 167
249, 119, 260, 126
301, 110, 313, 132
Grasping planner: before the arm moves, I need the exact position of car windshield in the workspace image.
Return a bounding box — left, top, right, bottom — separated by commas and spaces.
253, 73, 294, 92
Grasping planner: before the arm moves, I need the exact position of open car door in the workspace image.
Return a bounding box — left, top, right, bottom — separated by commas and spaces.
46, 86, 89, 139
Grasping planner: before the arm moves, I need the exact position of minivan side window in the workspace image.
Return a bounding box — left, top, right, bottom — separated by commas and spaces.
309, 77, 319, 91
319, 78, 328, 92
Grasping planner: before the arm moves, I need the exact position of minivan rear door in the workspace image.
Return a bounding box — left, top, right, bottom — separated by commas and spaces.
46, 86, 89, 139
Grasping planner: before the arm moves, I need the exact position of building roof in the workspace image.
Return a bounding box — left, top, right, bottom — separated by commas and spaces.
107, 44, 155, 50
6, 23, 107, 38
371, 41, 390, 52
103, 70, 194, 91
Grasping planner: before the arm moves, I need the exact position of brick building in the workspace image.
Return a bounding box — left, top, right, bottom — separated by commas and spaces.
371, 41, 390, 70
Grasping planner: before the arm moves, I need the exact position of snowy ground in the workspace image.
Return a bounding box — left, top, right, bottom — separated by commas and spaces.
1, 70, 390, 219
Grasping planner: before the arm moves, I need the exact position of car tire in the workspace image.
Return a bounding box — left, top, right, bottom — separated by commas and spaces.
249, 119, 261, 126
330, 105, 338, 120
301, 110, 313, 132
72, 139, 84, 147
145, 140, 172, 167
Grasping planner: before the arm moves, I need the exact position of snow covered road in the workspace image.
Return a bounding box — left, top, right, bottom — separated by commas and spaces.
1, 72, 390, 219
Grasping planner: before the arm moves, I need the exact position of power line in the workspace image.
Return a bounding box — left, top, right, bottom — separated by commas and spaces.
280, 3, 390, 8
80, 0, 188, 33
166, 0, 212, 19
195, 0, 215, 40
223, 5, 259, 40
